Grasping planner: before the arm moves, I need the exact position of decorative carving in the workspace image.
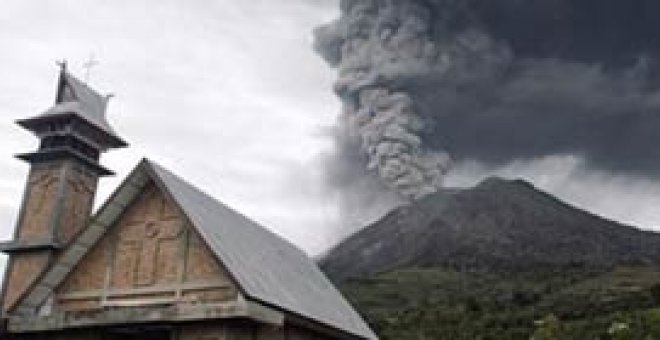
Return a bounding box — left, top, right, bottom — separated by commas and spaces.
18, 169, 59, 240
58, 237, 109, 293
4, 167, 62, 312
55, 183, 237, 312
28, 171, 59, 213
185, 233, 228, 282
114, 186, 182, 287
2, 253, 50, 311
58, 169, 96, 244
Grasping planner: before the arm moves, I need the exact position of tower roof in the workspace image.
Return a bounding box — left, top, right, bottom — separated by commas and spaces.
54, 69, 115, 134
16, 65, 127, 148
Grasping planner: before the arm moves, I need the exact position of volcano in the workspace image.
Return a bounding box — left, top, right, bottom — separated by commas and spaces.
321, 178, 660, 338
323, 177, 660, 281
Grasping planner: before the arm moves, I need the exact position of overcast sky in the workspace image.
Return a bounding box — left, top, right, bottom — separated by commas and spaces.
1, 0, 660, 270
0, 0, 342, 259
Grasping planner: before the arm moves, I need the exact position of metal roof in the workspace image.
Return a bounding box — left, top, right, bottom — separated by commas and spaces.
50, 72, 118, 137
13, 159, 377, 339
19, 69, 126, 147
149, 161, 378, 339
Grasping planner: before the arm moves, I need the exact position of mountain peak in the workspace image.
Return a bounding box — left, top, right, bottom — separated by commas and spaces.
322, 179, 660, 281
475, 177, 535, 190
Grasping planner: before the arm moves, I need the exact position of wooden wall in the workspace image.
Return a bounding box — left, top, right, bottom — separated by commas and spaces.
55, 181, 237, 311
3, 164, 62, 312
3, 161, 98, 313
4, 181, 347, 340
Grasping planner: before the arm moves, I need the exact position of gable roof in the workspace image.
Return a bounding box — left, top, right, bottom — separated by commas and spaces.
13, 159, 377, 340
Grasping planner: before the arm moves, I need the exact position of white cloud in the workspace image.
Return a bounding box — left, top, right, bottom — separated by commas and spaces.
446, 155, 660, 230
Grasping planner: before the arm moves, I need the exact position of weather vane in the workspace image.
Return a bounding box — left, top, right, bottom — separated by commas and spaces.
82, 54, 99, 82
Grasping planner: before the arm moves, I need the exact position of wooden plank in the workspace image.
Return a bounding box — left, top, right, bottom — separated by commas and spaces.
8, 300, 256, 333
60, 281, 233, 301
176, 226, 190, 299
102, 297, 177, 307
101, 227, 117, 305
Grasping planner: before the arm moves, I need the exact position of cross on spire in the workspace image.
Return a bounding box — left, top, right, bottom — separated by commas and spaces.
82, 54, 99, 82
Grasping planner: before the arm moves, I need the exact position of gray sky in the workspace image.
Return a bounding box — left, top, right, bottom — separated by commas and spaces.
314, 0, 660, 237
1, 0, 659, 272
0, 0, 341, 258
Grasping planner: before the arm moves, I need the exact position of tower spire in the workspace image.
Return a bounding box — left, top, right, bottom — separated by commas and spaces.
0, 65, 128, 313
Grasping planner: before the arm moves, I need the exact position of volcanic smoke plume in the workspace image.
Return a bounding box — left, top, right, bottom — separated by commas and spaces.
314, 0, 660, 201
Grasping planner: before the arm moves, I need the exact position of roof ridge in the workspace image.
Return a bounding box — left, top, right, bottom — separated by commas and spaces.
145, 160, 377, 339
143, 159, 309, 257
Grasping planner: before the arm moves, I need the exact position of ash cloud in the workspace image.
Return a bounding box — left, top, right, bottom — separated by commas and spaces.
314, 0, 660, 201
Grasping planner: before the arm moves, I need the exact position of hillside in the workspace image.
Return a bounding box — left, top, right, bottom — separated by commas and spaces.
322, 178, 660, 339
322, 178, 660, 280
339, 267, 660, 339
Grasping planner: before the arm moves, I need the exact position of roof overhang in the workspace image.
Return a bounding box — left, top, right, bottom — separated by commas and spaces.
0, 240, 62, 254
16, 148, 114, 176
17, 113, 128, 149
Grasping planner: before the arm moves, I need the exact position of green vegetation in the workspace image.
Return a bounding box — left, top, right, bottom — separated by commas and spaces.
339, 267, 660, 339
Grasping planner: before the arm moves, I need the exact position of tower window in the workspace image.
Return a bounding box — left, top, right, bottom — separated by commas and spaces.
39, 135, 100, 160
40, 135, 67, 149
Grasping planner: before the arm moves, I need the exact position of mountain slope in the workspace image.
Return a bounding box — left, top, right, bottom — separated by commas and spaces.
322, 177, 660, 280
338, 267, 660, 339
321, 178, 660, 339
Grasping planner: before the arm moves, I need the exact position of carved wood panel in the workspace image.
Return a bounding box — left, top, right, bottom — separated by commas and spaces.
185, 233, 230, 283
111, 184, 183, 288
58, 166, 96, 244
18, 167, 60, 240
2, 253, 50, 311
3, 167, 63, 311
17, 164, 97, 244
55, 182, 238, 311
59, 237, 109, 293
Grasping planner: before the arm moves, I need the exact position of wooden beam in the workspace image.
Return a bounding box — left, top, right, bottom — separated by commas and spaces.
7, 300, 271, 333
59, 281, 233, 301
101, 228, 117, 305
175, 225, 189, 299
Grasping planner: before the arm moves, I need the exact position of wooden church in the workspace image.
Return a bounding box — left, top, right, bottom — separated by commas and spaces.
0, 65, 377, 340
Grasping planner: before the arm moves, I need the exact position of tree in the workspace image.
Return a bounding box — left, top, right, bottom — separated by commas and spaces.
532, 313, 561, 340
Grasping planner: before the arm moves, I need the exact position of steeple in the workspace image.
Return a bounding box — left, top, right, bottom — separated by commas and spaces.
15, 62, 127, 174
0, 64, 127, 313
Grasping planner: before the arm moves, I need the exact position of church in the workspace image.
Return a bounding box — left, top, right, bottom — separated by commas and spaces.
0, 65, 377, 340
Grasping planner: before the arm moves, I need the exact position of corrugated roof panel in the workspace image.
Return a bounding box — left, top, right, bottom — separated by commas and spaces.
148, 161, 377, 339
62, 73, 117, 136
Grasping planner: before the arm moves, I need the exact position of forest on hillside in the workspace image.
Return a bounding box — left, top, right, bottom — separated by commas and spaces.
338, 267, 660, 339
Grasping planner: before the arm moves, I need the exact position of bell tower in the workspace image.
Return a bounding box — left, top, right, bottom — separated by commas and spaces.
0, 63, 127, 313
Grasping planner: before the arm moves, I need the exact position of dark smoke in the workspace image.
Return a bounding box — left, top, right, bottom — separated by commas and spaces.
314, 0, 660, 200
